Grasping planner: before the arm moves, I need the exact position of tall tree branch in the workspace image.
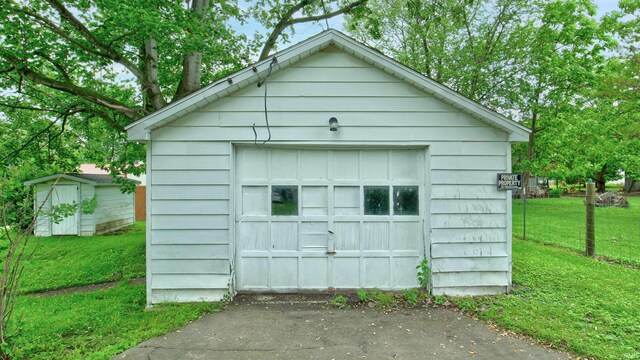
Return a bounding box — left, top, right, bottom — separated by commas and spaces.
173, 0, 208, 101
259, 0, 367, 60
41, 1, 149, 87
143, 39, 168, 109
4, 54, 143, 120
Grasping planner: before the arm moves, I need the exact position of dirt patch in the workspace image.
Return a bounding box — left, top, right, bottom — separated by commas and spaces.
32, 277, 145, 297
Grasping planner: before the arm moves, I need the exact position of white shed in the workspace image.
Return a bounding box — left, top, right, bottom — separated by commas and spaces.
126, 30, 530, 305
25, 173, 138, 237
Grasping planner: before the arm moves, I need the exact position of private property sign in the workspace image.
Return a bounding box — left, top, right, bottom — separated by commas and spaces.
497, 173, 523, 191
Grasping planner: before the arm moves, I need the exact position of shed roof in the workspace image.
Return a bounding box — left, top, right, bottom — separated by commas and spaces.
24, 173, 140, 186
126, 30, 531, 142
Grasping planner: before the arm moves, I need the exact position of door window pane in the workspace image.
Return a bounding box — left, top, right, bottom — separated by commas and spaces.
393, 186, 419, 215
364, 186, 389, 215
242, 186, 268, 215
272, 186, 298, 215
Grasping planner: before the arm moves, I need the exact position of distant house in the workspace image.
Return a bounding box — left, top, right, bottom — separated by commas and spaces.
24, 173, 139, 236
126, 30, 530, 305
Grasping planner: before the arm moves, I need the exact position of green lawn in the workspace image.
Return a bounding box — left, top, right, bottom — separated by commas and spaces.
18, 222, 146, 293
513, 197, 640, 264
12, 283, 218, 359
5, 222, 219, 359
452, 239, 640, 360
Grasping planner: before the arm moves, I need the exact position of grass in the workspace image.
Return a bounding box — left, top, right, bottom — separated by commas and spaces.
16, 222, 146, 293
4, 222, 219, 359
513, 197, 640, 264
451, 239, 640, 360
11, 282, 219, 359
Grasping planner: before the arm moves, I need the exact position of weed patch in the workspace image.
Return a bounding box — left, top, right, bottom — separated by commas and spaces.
329, 295, 349, 309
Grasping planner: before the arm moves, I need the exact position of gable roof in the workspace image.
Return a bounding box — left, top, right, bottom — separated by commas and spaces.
126, 30, 530, 142
24, 173, 140, 186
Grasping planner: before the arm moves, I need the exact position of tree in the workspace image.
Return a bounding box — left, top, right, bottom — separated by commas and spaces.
346, 0, 611, 192
0, 1, 367, 170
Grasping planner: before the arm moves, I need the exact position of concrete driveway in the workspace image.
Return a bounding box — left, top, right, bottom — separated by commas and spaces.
116, 294, 570, 360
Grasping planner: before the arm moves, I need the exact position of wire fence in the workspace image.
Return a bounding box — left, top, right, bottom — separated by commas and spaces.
513, 192, 640, 266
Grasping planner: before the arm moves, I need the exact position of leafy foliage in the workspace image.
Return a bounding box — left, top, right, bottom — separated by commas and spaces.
328, 295, 349, 309
401, 288, 419, 306
416, 257, 429, 289
346, 0, 640, 187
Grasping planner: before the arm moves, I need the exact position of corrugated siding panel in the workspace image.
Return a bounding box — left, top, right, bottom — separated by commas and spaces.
148, 48, 513, 301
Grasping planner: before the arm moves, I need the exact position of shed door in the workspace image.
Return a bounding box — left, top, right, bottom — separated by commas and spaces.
235, 148, 425, 291
51, 184, 79, 236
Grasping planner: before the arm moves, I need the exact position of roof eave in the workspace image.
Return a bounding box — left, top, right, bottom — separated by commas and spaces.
24, 174, 97, 186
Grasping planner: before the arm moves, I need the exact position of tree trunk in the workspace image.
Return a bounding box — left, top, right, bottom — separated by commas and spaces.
595, 164, 607, 193
142, 39, 167, 111
173, 0, 208, 101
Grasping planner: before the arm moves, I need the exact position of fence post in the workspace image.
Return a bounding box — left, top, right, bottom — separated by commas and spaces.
586, 182, 596, 257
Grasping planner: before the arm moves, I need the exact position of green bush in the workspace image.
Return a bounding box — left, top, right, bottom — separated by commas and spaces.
377, 293, 396, 309
357, 289, 369, 302
402, 288, 419, 306
549, 188, 563, 198
416, 258, 430, 289
329, 295, 348, 309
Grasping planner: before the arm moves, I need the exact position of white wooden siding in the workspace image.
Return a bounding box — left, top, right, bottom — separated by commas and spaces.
148, 47, 511, 302
34, 184, 52, 237
148, 141, 232, 302
93, 187, 135, 234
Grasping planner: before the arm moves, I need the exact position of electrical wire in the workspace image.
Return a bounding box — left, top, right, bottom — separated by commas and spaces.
253, 57, 277, 146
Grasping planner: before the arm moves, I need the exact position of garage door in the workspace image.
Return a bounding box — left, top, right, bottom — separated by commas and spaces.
235, 148, 425, 291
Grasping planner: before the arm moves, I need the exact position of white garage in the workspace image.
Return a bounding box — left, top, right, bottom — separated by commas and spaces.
125, 30, 530, 305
